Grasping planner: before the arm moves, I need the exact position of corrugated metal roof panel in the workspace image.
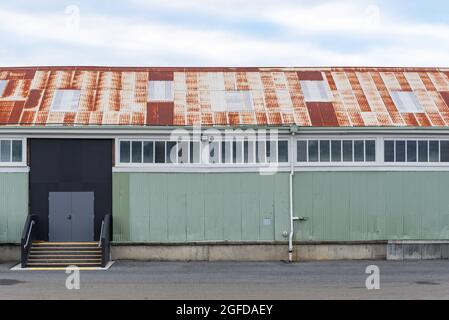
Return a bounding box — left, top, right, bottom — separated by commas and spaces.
0, 66, 449, 127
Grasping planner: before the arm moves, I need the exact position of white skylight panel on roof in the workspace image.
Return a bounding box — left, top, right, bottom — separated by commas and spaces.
225, 91, 253, 111
51, 89, 81, 112
0, 80, 7, 96
300, 80, 332, 102
390, 91, 424, 113
148, 81, 174, 102
210, 90, 226, 112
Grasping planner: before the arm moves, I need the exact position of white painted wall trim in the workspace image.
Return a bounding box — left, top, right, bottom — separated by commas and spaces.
2, 126, 449, 136
113, 165, 449, 173
0, 166, 29, 173
292, 166, 449, 172
113, 166, 292, 173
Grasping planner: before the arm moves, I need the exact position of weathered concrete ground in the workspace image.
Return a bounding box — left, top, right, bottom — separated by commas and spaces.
1, 260, 449, 300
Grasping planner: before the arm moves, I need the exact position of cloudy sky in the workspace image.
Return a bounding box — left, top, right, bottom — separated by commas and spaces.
0, 0, 448, 67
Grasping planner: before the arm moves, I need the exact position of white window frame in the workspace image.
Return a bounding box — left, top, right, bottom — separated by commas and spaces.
0, 137, 27, 167
50, 89, 81, 112
115, 137, 290, 170
115, 135, 449, 172
295, 137, 379, 166
147, 81, 174, 102
382, 138, 449, 166
294, 135, 449, 170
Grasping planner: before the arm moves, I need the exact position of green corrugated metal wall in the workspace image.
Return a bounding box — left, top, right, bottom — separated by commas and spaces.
294, 172, 449, 241
1, 171, 449, 244
113, 171, 449, 242
0, 173, 28, 243
113, 173, 290, 242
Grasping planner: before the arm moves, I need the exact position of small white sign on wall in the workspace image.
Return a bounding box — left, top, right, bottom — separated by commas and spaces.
263, 218, 272, 226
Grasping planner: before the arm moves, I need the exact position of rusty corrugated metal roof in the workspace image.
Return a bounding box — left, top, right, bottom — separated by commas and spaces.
0, 66, 449, 127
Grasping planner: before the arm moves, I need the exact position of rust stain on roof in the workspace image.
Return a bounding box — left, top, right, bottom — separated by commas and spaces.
0, 66, 448, 127
297, 71, 323, 81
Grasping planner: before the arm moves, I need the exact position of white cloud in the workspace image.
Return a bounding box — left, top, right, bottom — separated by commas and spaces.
133, 0, 449, 42
0, 1, 447, 67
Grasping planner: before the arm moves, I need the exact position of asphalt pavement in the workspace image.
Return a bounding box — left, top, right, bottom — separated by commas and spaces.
1, 260, 449, 299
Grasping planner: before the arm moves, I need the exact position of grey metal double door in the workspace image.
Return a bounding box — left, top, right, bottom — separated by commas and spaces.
49, 192, 94, 242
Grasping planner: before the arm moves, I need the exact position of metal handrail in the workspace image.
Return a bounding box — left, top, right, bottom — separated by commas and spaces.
23, 220, 35, 249
98, 220, 105, 248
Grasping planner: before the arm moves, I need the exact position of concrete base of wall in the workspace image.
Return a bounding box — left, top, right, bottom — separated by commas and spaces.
112, 244, 288, 261
5, 241, 448, 263
0, 244, 20, 262
112, 242, 387, 262
294, 243, 387, 261
387, 241, 449, 260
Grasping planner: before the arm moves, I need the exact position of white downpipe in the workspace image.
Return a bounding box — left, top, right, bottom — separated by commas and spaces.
288, 132, 296, 262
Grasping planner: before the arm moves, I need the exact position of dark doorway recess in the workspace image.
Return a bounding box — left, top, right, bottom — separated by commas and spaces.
29, 139, 112, 241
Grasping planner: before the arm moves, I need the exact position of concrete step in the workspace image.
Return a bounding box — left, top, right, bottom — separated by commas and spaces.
27, 262, 102, 267
28, 258, 101, 263
26, 241, 104, 268
31, 247, 101, 252
33, 242, 99, 246
29, 254, 102, 258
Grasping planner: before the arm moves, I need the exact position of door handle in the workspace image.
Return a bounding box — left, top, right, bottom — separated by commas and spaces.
67, 214, 72, 220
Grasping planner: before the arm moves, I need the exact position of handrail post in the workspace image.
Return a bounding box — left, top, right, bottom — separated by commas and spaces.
100, 214, 111, 268
21, 215, 38, 268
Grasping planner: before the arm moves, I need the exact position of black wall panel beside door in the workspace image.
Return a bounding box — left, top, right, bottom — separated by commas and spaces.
29, 139, 112, 241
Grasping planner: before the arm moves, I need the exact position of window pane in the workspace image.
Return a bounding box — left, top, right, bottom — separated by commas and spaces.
297, 141, 307, 162
308, 140, 319, 162
440, 141, 449, 162
319, 140, 330, 162
331, 140, 341, 162
233, 141, 243, 163
190, 141, 200, 163
395, 141, 405, 162
384, 140, 394, 162
131, 141, 142, 163
278, 141, 289, 163
247, 141, 255, 163
12, 140, 22, 162
429, 141, 439, 162
343, 140, 353, 162
209, 142, 219, 164
222, 141, 232, 163
418, 141, 428, 162
243, 141, 250, 163
406, 141, 417, 162
365, 140, 376, 162
119, 141, 130, 163
354, 141, 364, 162
266, 141, 277, 163
166, 142, 176, 163
0, 140, 11, 162
143, 141, 154, 163
256, 141, 266, 163
155, 141, 166, 163
178, 142, 188, 164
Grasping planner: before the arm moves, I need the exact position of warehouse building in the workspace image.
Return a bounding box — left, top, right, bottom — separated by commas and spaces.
1, 66, 449, 267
